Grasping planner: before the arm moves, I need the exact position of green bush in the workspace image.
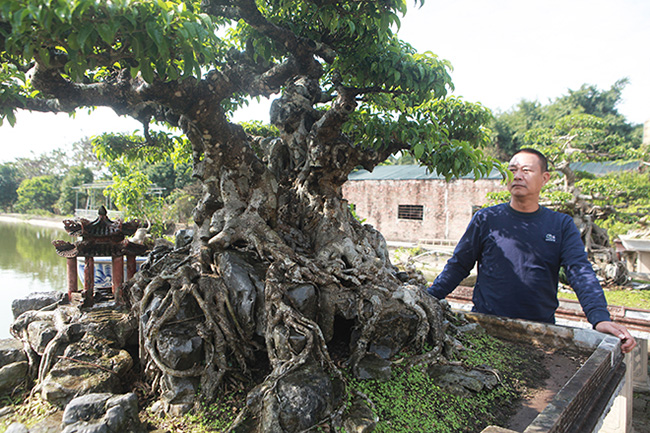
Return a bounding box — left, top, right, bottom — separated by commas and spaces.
14, 175, 60, 214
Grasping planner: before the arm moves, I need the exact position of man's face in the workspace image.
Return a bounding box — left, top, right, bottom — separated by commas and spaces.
507, 152, 550, 199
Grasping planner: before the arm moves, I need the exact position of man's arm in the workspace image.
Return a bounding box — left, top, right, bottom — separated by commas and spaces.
561, 219, 611, 325
427, 212, 483, 299
560, 218, 636, 353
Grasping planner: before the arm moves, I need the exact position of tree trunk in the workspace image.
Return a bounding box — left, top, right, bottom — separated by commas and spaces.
124, 76, 453, 431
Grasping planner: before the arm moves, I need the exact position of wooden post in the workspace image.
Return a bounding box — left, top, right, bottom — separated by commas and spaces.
126, 255, 137, 280
84, 256, 95, 307
66, 257, 78, 302
112, 255, 124, 297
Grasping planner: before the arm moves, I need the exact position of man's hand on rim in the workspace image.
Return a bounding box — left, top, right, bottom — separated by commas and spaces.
595, 321, 637, 353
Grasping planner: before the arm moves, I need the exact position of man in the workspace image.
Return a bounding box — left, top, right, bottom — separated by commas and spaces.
427, 148, 636, 353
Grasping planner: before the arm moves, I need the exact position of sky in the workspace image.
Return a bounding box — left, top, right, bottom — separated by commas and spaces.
0, 0, 648, 163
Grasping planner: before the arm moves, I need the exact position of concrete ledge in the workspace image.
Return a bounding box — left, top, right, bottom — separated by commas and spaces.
470, 313, 628, 433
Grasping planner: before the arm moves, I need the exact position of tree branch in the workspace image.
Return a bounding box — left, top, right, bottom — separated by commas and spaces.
202, 0, 336, 64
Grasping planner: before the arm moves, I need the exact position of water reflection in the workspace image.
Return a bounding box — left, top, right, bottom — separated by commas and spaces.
0, 221, 68, 338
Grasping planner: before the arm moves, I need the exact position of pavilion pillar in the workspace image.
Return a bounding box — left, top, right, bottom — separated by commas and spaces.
112, 255, 124, 296
66, 258, 78, 302
83, 256, 95, 307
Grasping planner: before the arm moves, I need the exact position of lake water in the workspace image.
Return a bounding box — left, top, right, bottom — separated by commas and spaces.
0, 220, 68, 338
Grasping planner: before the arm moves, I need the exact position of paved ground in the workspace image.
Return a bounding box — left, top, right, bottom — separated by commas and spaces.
633, 359, 650, 433
633, 390, 650, 432
634, 364, 650, 433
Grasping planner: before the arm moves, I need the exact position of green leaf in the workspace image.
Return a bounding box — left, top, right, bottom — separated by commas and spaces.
413, 142, 424, 159
132, 35, 143, 59
140, 60, 154, 83
7, 110, 16, 127
182, 47, 195, 77
145, 20, 164, 50
77, 25, 94, 49
97, 23, 115, 45
37, 47, 50, 65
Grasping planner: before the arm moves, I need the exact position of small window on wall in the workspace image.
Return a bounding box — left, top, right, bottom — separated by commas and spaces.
398, 204, 424, 220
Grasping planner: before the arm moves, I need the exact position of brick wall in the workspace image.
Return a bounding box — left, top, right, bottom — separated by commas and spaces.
342, 178, 503, 243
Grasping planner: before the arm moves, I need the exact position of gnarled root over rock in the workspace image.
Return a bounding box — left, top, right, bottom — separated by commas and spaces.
123, 241, 488, 432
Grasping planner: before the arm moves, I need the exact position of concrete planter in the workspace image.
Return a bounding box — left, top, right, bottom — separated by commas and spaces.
466, 313, 631, 433
619, 236, 650, 252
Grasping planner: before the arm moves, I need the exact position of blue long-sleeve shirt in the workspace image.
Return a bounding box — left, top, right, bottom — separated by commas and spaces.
428, 203, 611, 326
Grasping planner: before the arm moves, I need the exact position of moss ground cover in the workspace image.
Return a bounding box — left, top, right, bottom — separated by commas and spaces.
139, 384, 249, 432
345, 331, 547, 433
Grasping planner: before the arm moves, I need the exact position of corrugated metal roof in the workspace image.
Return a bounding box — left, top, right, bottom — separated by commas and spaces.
568, 160, 640, 176
348, 165, 503, 181
348, 161, 640, 181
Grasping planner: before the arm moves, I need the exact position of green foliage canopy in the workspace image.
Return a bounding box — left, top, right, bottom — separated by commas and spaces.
577, 170, 650, 238
90, 132, 194, 231
0, 0, 500, 182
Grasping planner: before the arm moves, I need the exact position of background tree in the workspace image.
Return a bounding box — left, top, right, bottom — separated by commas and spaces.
490, 79, 642, 159
55, 165, 94, 215
69, 137, 106, 175
0, 163, 18, 210
14, 175, 60, 214
490, 100, 543, 158
143, 159, 192, 195
92, 131, 194, 234
0, 1, 502, 430
9, 148, 72, 181
0, 138, 103, 213
577, 170, 650, 239
550, 79, 639, 142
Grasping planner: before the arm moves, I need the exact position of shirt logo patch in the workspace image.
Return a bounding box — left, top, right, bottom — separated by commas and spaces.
545, 233, 556, 242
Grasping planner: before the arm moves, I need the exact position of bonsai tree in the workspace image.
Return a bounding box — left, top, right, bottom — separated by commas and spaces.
522, 113, 645, 285
1, 1, 501, 430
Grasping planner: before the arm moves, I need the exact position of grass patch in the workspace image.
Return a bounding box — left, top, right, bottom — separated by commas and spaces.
559, 288, 650, 310
0, 392, 58, 433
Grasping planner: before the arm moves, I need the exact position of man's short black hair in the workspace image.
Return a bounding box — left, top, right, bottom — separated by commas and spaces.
514, 148, 548, 172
